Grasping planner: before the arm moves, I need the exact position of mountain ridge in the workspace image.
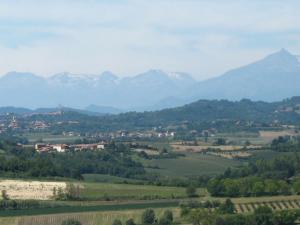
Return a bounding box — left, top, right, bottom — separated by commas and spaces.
0, 49, 299, 110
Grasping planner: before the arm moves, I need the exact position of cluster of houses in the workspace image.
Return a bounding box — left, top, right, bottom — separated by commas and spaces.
35, 142, 105, 153
87, 130, 176, 139
30, 121, 49, 130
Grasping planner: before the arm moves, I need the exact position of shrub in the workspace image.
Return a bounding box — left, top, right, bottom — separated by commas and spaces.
186, 186, 197, 197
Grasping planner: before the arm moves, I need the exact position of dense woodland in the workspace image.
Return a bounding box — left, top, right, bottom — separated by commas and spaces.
3, 97, 300, 134
207, 153, 300, 197
0, 139, 145, 179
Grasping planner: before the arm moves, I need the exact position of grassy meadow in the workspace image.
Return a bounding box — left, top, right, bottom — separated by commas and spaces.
142, 152, 243, 177
79, 182, 205, 200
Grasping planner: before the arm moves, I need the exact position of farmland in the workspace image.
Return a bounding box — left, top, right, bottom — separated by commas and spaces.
0, 179, 201, 201
0, 207, 180, 225
142, 152, 243, 177
79, 182, 204, 200
0, 180, 66, 200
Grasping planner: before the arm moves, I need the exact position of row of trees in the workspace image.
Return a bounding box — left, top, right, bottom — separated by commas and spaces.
205, 153, 300, 197
186, 206, 298, 225
112, 209, 174, 225
271, 136, 300, 152
207, 177, 292, 197
220, 154, 300, 180
181, 199, 299, 225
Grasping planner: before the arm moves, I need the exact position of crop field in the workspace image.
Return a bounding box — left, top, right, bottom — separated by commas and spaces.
229, 195, 300, 213
198, 132, 266, 145
0, 207, 180, 225
235, 199, 300, 213
0, 180, 66, 200
259, 130, 298, 142
23, 132, 79, 144
171, 144, 260, 152
143, 152, 243, 177
82, 174, 144, 184
80, 182, 202, 200
0, 179, 202, 201
206, 151, 252, 159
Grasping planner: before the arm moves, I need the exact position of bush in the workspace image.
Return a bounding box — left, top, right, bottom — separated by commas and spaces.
186, 186, 197, 197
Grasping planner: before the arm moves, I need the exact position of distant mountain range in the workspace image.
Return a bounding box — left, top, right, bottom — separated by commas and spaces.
184, 49, 300, 103
0, 49, 299, 112
0, 106, 103, 116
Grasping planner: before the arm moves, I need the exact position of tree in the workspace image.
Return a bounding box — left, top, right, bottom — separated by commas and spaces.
218, 199, 235, 214
293, 180, 300, 194
61, 219, 82, 225
1, 190, 9, 200
159, 210, 173, 225
189, 208, 214, 225
265, 180, 278, 195
162, 210, 173, 222
112, 219, 122, 225
223, 179, 239, 197
159, 217, 172, 225
215, 138, 226, 145
141, 209, 156, 225
254, 206, 273, 225
207, 179, 225, 197
186, 186, 197, 197
252, 182, 265, 196
272, 210, 298, 225
125, 218, 136, 225
66, 183, 81, 200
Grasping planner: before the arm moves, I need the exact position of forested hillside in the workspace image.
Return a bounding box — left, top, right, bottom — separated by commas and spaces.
17, 97, 300, 133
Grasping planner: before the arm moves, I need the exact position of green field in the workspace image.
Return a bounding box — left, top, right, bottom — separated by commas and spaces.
0, 207, 180, 225
22, 132, 79, 144
80, 182, 205, 200
142, 152, 243, 177
0, 200, 179, 217
82, 174, 144, 184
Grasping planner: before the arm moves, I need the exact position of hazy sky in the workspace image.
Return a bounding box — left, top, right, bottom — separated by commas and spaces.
0, 0, 299, 80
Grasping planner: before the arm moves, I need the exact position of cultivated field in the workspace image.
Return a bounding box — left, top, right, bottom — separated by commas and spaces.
0, 180, 66, 200
259, 130, 298, 142
207, 151, 252, 159
0, 207, 180, 225
143, 152, 242, 177
235, 199, 300, 213
80, 182, 200, 200
171, 144, 261, 153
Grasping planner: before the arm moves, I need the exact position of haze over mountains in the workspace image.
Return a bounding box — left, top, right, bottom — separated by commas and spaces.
0, 49, 300, 113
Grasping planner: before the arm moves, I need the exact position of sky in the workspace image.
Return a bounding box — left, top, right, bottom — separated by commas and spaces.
0, 0, 300, 80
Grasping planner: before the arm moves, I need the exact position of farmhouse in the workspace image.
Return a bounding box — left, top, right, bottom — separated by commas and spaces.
72, 143, 105, 151
53, 144, 69, 152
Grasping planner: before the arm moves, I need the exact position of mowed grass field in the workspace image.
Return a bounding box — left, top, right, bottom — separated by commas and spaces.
23, 132, 79, 144
80, 182, 205, 200
0, 207, 181, 225
142, 152, 243, 177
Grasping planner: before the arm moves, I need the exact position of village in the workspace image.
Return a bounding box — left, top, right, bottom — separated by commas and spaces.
34, 142, 106, 153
